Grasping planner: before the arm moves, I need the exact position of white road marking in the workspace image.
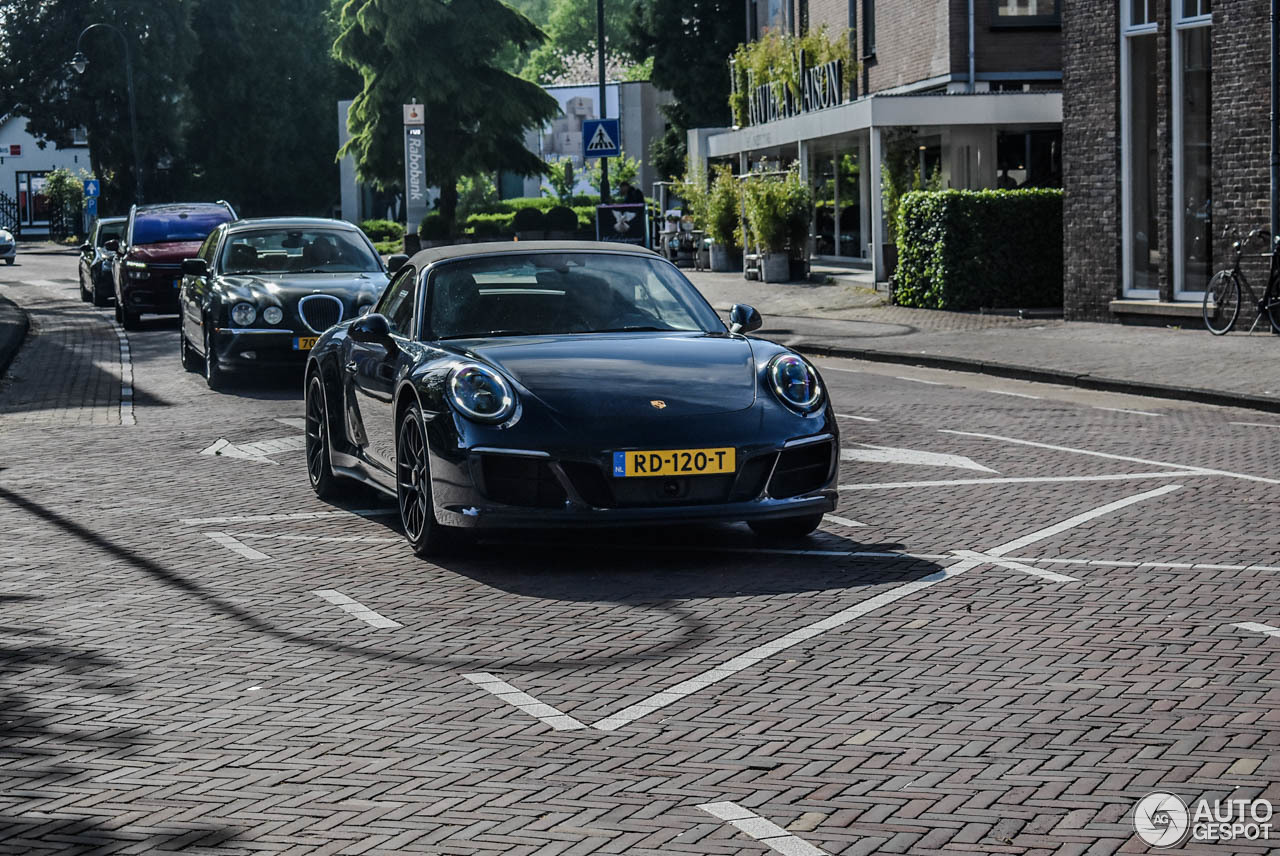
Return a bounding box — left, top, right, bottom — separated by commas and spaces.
463, 673, 587, 731
180, 509, 395, 525
823, 514, 866, 528
478, 485, 1183, 733
839, 471, 1197, 490
896, 376, 946, 385
111, 321, 135, 426
819, 365, 862, 373
985, 389, 1043, 399
199, 434, 307, 464
1230, 422, 1280, 429
274, 417, 307, 430
311, 589, 402, 629
235, 531, 401, 544
1094, 406, 1162, 417
835, 413, 880, 422
952, 550, 1081, 583
1001, 556, 1280, 572
944, 429, 1280, 486
23, 279, 64, 288
698, 802, 827, 856
841, 444, 998, 473
204, 531, 273, 562
1232, 622, 1280, 638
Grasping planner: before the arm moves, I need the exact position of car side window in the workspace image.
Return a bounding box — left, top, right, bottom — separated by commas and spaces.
197, 227, 221, 264
376, 266, 417, 338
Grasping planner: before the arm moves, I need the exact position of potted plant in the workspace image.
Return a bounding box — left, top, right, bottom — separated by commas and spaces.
705, 166, 743, 272
544, 205, 578, 239
512, 206, 547, 241
418, 213, 451, 248
742, 174, 792, 282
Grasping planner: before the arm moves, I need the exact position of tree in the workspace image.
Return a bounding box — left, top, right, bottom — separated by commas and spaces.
334, 0, 559, 227
0, 0, 197, 210
183, 0, 353, 216
520, 0, 631, 83
625, 0, 744, 175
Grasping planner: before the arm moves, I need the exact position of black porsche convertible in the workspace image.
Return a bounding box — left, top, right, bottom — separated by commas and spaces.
303, 242, 838, 556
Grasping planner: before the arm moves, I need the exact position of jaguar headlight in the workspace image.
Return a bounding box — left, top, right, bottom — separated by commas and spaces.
0, 230, 12, 242
768, 354, 823, 413
230, 302, 257, 327
447, 364, 515, 423
262, 306, 283, 325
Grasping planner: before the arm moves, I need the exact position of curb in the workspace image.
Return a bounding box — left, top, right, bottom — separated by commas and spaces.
0, 293, 30, 379
795, 343, 1280, 415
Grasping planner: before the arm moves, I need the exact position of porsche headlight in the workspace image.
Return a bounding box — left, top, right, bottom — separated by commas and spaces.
230, 302, 257, 326
448, 364, 515, 423
262, 306, 283, 325
768, 354, 823, 413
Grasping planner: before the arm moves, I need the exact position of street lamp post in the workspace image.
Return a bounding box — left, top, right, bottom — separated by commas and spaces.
70, 23, 143, 204
596, 0, 609, 203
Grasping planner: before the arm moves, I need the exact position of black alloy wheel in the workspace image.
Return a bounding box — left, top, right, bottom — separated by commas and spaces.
203, 325, 224, 389
305, 373, 341, 498
396, 405, 456, 557
78, 272, 91, 302
179, 327, 199, 373
748, 513, 824, 540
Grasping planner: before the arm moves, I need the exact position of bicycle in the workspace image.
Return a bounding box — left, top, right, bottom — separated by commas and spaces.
1202, 226, 1280, 335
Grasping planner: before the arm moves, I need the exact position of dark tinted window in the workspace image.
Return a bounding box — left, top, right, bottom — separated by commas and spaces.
219, 228, 380, 274
96, 221, 125, 245
131, 209, 233, 244
376, 267, 417, 337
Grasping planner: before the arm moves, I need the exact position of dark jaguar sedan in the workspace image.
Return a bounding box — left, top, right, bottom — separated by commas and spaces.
178, 217, 395, 388
78, 216, 126, 306
303, 242, 838, 556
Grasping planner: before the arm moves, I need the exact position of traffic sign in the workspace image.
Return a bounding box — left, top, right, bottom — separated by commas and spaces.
85, 197, 98, 219
83, 179, 100, 198
582, 118, 620, 159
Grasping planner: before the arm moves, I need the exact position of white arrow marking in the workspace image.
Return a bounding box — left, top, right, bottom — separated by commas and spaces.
841, 444, 998, 473
199, 435, 307, 464
698, 802, 828, 855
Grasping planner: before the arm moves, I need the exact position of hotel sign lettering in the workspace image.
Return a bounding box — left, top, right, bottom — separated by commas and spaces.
745, 55, 843, 126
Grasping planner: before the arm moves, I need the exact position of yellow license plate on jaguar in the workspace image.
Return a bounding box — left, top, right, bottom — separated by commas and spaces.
293, 336, 319, 351
612, 448, 735, 478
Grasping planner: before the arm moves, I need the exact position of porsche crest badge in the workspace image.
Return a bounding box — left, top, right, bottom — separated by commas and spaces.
650, 400, 667, 410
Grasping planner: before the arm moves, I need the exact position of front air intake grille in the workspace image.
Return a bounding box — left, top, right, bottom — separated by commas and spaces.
729, 454, 775, 502
559, 461, 614, 508
479, 455, 567, 508
298, 294, 343, 333
767, 440, 834, 499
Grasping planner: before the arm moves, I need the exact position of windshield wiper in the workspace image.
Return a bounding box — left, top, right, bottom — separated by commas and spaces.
438, 329, 533, 340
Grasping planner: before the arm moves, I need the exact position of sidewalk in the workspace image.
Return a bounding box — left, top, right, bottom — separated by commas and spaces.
684, 269, 1280, 413
0, 293, 29, 379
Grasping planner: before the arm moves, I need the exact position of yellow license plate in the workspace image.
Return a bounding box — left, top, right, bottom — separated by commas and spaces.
293, 336, 319, 351
612, 447, 735, 478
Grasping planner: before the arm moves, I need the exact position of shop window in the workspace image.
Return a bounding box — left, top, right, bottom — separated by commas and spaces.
996, 130, 1062, 189
861, 0, 875, 57
1174, 18, 1212, 295
1123, 33, 1159, 295
991, 0, 1061, 27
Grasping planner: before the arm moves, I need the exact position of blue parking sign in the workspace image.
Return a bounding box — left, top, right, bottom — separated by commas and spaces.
85, 197, 98, 219
83, 179, 100, 198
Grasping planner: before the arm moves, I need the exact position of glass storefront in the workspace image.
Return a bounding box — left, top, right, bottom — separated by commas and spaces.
1177, 25, 1211, 294
1125, 32, 1159, 294
812, 147, 864, 258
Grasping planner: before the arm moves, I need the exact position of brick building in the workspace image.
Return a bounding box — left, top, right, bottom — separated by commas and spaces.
1064, 0, 1269, 325
692, 0, 1063, 280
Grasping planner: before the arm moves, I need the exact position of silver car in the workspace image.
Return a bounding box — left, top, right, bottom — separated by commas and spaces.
0, 229, 15, 265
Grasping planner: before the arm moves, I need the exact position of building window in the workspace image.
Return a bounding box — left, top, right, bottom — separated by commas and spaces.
1121, 1, 1160, 296
1173, 5, 1211, 296
991, 0, 1061, 27
1181, 0, 1210, 20
862, 0, 875, 57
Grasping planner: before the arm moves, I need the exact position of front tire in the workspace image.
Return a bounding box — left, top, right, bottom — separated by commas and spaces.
396, 404, 458, 557
78, 274, 91, 303
748, 513, 824, 540
305, 372, 343, 499
180, 328, 199, 372
1203, 271, 1241, 335
203, 326, 224, 389
91, 276, 112, 307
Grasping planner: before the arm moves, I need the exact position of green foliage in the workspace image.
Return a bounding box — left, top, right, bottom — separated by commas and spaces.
587, 152, 640, 195
42, 168, 89, 216
729, 27, 854, 126
626, 0, 743, 127
374, 238, 402, 255
543, 160, 577, 202
686, 163, 741, 248
334, 0, 560, 227
893, 189, 1064, 311
360, 219, 405, 242
419, 212, 451, 240
518, 0, 630, 82
879, 130, 942, 243
512, 207, 547, 231
545, 205, 578, 232
456, 174, 500, 219
742, 168, 809, 254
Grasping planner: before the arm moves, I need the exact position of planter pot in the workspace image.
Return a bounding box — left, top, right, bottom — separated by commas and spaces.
515, 230, 548, 242
544, 230, 576, 240
788, 257, 809, 281
418, 238, 451, 249
709, 243, 740, 272
403, 233, 421, 255
760, 252, 791, 283
881, 243, 898, 280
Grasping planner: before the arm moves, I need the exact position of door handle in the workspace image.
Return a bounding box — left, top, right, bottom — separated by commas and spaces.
344, 361, 358, 374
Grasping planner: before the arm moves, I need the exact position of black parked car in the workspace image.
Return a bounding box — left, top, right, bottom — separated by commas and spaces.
303, 242, 838, 557
178, 217, 397, 388
78, 216, 126, 306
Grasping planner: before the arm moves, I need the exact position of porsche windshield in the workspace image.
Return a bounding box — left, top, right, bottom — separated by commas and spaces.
220, 229, 381, 275
425, 252, 725, 339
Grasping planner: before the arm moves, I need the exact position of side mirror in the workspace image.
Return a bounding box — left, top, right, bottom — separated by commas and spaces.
181, 258, 209, 277
103, 239, 120, 253
729, 303, 762, 335
386, 253, 409, 274
80, 242, 92, 253
349, 312, 398, 353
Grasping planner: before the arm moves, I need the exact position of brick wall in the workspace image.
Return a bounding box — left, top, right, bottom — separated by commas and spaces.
950, 0, 1061, 78
1062, 0, 1120, 321
855, 0, 951, 93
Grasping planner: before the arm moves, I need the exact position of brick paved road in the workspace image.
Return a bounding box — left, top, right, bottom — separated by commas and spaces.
0, 254, 1277, 855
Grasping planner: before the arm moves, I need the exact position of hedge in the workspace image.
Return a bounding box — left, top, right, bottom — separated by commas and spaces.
893, 188, 1063, 311
359, 219, 404, 242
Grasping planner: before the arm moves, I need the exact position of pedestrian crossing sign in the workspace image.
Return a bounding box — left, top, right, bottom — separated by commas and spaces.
582, 118, 620, 159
